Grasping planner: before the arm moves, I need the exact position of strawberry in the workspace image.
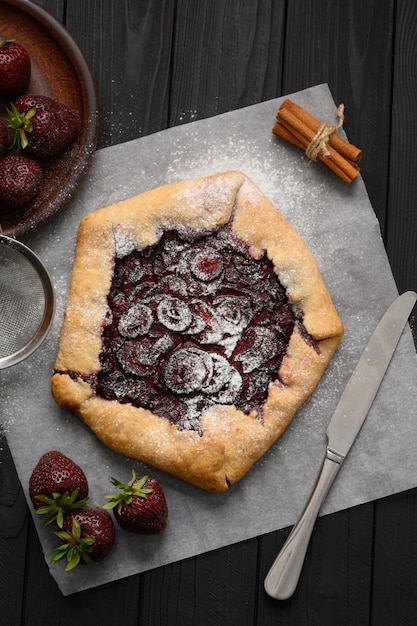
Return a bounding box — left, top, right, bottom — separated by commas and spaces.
29, 450, 89, 527
0, 39, 31, 99
52, 508, 116, 571
104, 471, 168, 534
0, 154, 42, 209
7, 94, 79, 158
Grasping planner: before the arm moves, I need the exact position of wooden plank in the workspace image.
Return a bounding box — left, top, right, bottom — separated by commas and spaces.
258, 505, 374, 625
385, 0, 417, 293
22, 517, 141, 625
23, 7, 193, 621
63, 0, 176, 148
5, 3, 415, 625
138, 539, 258, 624
372, 2, 417, 616
31, 0, 66, 19
145, 3, 286, 621
169, 0, 286, 125
273, 2, 397, 620
283, 0, 395, 232
372, 490, 417, 626
0, 434, 29, 625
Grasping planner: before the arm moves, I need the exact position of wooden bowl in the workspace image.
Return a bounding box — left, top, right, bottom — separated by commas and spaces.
0, 0, 99, 238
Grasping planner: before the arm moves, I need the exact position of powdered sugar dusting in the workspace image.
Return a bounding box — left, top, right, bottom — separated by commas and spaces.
165, 133, 309, 205
175, 174, 237, 230
114, 230, 137, 258
92, 225, 301, 433
163, 124, 331, 263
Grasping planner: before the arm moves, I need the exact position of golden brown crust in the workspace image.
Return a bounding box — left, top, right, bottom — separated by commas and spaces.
51, 171, 343, 492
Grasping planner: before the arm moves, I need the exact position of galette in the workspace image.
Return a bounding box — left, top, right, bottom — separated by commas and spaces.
51, 171, 343, 491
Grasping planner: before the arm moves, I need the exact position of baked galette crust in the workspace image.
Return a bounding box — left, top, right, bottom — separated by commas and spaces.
51, 171, 343, 491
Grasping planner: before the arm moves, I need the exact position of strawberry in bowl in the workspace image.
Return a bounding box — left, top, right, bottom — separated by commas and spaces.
0, 39, 31, 99
0, 154, 43, 209
7, 94, 79, 158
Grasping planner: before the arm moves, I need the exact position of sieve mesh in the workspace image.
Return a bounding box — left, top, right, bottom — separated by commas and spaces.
0, 236, 54, 368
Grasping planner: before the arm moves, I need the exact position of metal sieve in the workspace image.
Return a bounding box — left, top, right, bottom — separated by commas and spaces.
0, 232, 55, 369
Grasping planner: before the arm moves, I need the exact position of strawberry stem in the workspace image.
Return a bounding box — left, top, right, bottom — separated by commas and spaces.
0, 39, 16, 48
103, 471, 153, 515
6, 103, 36, 152
52, 518, 95, 571
35, 489, 89, 528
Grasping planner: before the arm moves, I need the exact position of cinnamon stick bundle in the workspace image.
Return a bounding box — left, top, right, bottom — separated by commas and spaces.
273, 99, 362, 183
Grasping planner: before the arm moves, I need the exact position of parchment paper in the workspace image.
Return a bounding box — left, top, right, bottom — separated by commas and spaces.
2, 84, 417, 596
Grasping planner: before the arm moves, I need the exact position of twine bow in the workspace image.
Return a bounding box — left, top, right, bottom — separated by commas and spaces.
305, 104, 345, 161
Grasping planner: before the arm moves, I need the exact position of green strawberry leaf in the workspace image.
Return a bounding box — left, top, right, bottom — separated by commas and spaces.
6, 102, 36, 152
35, 489, 89, 528
103, 470, 153, 514
51, 518, 96, 571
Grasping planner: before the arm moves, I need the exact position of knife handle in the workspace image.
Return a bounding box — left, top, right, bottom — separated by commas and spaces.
264, 452, 343, 600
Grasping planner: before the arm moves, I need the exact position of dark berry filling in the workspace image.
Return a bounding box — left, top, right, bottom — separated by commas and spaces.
71, 224, 313, 433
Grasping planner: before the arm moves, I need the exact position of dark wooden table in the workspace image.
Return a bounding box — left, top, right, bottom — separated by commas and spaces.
2, 1, 417, 624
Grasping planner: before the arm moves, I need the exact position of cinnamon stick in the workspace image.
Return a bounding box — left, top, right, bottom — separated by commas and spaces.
277, 107, 359, 183
272, 99, 361, 183
272, 121, 356, 184
280, 99, 362, 164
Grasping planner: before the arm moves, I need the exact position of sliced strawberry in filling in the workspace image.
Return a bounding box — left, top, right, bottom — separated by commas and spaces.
67, 225, 315, 433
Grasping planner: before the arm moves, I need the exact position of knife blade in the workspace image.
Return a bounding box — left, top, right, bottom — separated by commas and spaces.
264, 290, 417, 601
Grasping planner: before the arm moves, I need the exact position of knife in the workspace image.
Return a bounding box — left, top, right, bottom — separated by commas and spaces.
264, 290, 417, 600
